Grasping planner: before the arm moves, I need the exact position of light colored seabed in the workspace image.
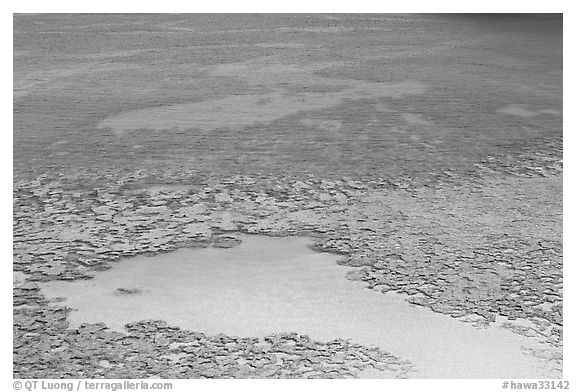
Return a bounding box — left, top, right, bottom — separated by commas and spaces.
41, 235, 553, 378
97, 60, 425, 135
97, 81, 424, 135
14, 271, 28, 285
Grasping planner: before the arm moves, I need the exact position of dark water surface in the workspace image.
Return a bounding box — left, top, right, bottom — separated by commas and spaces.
13, 14, 562, 180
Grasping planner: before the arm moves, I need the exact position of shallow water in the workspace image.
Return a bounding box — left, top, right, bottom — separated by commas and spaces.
41, 235, 553, 378
14, 14, 562, 179
98, 80, 425, 135
97, 61, 426, 134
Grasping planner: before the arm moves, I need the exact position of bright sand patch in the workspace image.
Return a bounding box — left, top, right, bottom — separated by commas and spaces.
41, 235, 553, 378
97, 81, 424, 135
497, 105, 562, 118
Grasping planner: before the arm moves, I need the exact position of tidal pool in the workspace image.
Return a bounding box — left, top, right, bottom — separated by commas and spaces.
41, 235, 553, 378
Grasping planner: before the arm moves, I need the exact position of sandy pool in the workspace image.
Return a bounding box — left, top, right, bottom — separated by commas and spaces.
41, 235, 553, 378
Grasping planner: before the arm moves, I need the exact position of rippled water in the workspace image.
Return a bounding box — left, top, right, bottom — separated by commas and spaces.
98, 80, 425, 135
13, 14, 562, 179
41, 235, 552, 378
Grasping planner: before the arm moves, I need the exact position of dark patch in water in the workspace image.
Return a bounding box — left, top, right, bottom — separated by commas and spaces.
114, 287, 143, 295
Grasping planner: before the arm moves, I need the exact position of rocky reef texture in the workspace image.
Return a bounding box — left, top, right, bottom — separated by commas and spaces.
14, 294, 412, 379
13, 135, 562, 377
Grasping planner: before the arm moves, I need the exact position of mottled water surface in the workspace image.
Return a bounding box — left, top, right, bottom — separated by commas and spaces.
14, 14, 562, 180
41, 235, 554, 379
13, 14, 563, 379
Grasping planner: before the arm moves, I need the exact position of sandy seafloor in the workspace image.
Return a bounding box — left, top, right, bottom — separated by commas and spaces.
13, 14, 563, 378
